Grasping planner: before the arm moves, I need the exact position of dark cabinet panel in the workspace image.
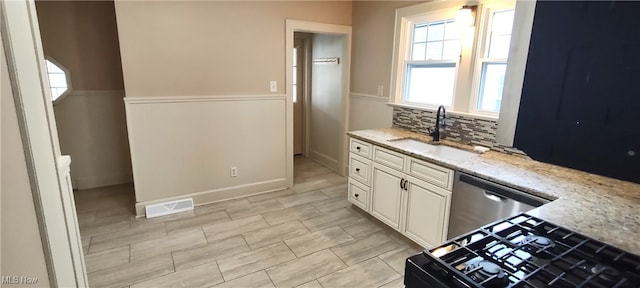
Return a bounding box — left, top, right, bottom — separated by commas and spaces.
515, 1, 640, 183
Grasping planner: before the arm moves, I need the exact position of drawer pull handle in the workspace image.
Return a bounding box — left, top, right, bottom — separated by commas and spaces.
354, 193, 359, 198
400, 178, 405, 189
403, 180, 409, 190
356, 146, 361, 151
355, 168, 360, 172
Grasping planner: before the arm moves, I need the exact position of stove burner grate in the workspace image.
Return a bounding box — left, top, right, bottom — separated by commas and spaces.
420, 214, 640, 288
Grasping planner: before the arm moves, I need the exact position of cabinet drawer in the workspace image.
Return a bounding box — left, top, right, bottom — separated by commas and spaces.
350, 138, 372, 159
349, 154, 371, 185
348, 179, 369, 211
373, 146, 405, 171
407, 157, 454, 190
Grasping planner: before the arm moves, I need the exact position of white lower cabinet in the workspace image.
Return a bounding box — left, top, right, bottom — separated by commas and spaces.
403, 176, 451, 248
348, 138, 453, 249
371, 163, 404, 230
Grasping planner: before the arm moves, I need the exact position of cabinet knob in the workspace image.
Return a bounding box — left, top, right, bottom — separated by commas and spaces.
355, 168, 360, 172
628, 150, 636, 157
354, 193, 359, 198
356, 146, 361, 151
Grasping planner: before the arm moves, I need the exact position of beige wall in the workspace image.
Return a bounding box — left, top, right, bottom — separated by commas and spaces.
114, 1, 352, 97
350, 1, 421, 96
1, 38, 51, 288
348, 1, 421, 131
115, 1, 352, 208
36, 0, 124, 90
36, 0, 132, 189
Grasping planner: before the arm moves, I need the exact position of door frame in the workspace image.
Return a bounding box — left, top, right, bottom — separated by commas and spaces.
1, 1, 87, 286
285, 20, 352, 186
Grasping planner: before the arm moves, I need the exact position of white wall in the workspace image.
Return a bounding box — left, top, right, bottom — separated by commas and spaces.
125, 96, 287, 215
310, 34, 346, 171
53, 90, 132, 189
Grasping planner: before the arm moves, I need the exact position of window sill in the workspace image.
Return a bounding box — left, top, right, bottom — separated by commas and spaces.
386, 102, 500, 122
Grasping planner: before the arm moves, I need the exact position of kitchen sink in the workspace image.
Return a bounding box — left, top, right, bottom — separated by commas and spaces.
387, 138, 478, 161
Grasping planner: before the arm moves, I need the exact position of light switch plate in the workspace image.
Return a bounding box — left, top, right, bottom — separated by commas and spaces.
270, 81, 277, 93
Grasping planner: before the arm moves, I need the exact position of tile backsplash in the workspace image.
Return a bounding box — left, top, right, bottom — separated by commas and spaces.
392, 106, 525, 155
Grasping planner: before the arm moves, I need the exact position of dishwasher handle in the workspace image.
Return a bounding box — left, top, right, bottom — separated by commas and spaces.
458, 173, 549, 207
483, 190, 507, 202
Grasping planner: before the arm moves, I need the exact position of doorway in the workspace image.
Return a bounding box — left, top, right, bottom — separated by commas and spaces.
285, 20, 352, 187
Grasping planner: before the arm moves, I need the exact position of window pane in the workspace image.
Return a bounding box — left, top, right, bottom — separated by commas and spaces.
442, 40, 460, 60
51, 88, 63, 101
444, 20, 460, 40
49, 73, 68, 88
293, 85, 297, 103
293, 67, 297, 85
46, 60, 63, 73
487, 10, 515, 59
426, 42, 443, 60
427, 22, 444, 41
293, 48, 297, 66
492, 10, 515, 35
488, 35, 511, 58
478, 63, 507, 112
412, 43, 426, 60
406, 64, 456, 106
414, 25, 427, 43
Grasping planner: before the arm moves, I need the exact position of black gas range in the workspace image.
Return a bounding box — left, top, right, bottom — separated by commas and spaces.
405, 213, 640, 288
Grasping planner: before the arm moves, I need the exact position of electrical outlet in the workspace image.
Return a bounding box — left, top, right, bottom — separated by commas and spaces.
269, 81, 277, 93
377, 84, 384, 97
230, 167, 238, 177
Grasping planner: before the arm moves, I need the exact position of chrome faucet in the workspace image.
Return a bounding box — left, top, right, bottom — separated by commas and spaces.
429, 105, 446, 142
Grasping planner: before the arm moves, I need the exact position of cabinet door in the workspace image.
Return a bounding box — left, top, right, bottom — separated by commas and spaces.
371, 163, 404, 230
403, 176, 451, 248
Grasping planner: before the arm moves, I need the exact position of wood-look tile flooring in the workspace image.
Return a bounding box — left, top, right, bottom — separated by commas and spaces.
76, 158, 422, 288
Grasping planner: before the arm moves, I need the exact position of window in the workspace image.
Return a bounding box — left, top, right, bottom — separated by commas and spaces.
391, 1, 516, 118
405, 18, 460, 107
473, 9, 515, 114
293, 47, 298, 103
44, 58, 71, 103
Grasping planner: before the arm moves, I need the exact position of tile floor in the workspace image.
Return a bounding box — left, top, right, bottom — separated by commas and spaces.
76, 157, 422, 288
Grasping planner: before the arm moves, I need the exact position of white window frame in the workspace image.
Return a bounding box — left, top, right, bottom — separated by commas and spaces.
402, 10, 461, 109
469, 3, 516, 116
390, 0, 516, 120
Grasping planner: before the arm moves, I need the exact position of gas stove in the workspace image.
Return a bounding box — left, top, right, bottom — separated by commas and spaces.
405, 213, 640, 288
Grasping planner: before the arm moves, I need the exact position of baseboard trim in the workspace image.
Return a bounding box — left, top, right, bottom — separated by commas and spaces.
309, 150, 339, 173
74, 173, 133, 190
134, 178, 288, 217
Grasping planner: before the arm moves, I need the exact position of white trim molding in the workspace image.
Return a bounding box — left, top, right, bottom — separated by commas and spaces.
350, 92, 389, 103
124, 94, 286, 104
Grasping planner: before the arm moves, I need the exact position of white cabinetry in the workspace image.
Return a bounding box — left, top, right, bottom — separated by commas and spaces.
371, 162, 404, 230
347, 137, 453, 248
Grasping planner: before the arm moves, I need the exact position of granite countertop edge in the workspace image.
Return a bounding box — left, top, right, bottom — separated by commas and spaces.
348, 127, 640, 254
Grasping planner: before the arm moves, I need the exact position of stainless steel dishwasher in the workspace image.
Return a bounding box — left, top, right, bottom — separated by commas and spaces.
447, 172, 550, 239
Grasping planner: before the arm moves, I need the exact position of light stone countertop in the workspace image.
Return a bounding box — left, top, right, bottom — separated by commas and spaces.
348, 127, 640, 254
